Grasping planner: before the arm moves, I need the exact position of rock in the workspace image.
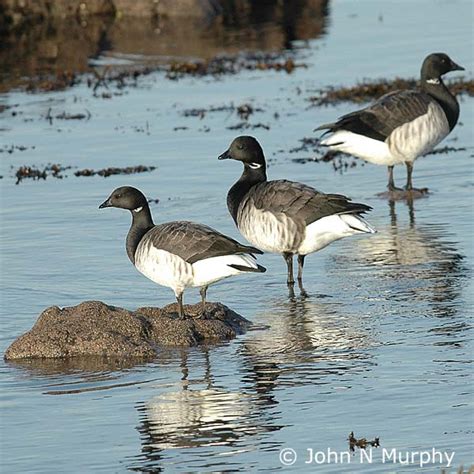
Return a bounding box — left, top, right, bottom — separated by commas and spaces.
4, 300, 251, 360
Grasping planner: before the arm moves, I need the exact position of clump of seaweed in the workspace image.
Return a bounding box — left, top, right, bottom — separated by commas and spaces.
227, 122, 270, 131
166, 53, 304, 80
25, 71, 79, 93
74, 165, 156, 178
1, 145, 35, 154
14, 164, 71, 184
309, 77, 474, 106
181, 102, 263, 120
348, 432, 380, 452
14, 164, 156, 184
287, 136, 359, 173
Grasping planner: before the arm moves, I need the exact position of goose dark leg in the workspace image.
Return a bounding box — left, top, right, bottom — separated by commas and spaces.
297, 255, 308, 297
176, 292, 185, 319
405, 162, 414, 191
405, 162, 428, 195
387, 166, 403, 191
283, 252, 294, 286
199, 285, 208, 318
297, 255, 305, 283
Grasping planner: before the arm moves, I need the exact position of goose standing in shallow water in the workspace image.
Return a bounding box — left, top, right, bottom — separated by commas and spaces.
315, 52, 464, 196
219, 136, 375, 292
99, 186, 266, 318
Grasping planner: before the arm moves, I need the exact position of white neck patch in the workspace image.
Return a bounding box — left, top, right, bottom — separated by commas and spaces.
133, 206, 143, 213
248, 162, 262, 170
426, 78, 440, 85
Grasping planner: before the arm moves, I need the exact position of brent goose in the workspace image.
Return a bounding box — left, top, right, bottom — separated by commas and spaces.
315, 53, 464, 194
99, 186, 266, 318
218, 136, 375, 290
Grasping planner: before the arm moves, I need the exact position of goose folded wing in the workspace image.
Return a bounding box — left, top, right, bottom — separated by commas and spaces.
145, 221, 262, 264
250, 180, 371, 226
321, 90, 432, 141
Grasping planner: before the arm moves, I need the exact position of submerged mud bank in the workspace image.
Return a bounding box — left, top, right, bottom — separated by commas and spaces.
0, 0, 328, 92
4, 301, 251, 360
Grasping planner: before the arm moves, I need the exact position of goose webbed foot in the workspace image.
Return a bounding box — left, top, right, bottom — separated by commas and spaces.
404, 186, 429, 198
298, 281, 309, 298
387, 183, 404, 193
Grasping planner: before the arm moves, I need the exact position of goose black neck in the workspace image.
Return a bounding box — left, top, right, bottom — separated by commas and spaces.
421, 78, 460, 131
126, 204, 154, 264
227, 165, 267, 224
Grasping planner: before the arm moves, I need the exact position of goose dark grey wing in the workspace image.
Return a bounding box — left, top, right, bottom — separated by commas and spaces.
317, 90, 433, 141
141, 221, 263, 264
246, 180, 371, 226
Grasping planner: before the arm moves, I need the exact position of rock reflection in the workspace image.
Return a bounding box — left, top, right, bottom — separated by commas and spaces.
0, 0, 329, 91
352, 200, 467, 319
7, 356, 159, 395
7, 355, 151, 378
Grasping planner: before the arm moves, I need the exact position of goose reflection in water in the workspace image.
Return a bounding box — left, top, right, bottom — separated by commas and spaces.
131, 296, 376, 471
133, 348, 283, 468
238, 296, 376, 390
347, 200, 467, 319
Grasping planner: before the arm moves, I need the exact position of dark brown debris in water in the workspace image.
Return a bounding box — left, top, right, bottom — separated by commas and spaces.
25, 71, 78, 93
45, 108, 91, 124
166, 54, 304, 80
426, 145, 467, 156
14, 164, 155, 183
348, 432, 380, 452
74, 165, 156, 178
181, 102, 263, 121
287, 137, 360, 173
1, 145, 35, 154
16, 52, 305, 93
227, 122, 270, 131
309, 77, 474, 106
14, 163, 71, 184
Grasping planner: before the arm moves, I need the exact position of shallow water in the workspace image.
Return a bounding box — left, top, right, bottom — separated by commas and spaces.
1, 1, 473, 472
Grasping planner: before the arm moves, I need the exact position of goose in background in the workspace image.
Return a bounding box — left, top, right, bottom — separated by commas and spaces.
315, 52, 464, 196
218, 136, 375, 292
99, 186, 266, 318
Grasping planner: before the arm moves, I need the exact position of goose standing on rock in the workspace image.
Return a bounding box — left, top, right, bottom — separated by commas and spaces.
315, 53, 464, 197
99, 186, 266, 318
218, 136, 375, 292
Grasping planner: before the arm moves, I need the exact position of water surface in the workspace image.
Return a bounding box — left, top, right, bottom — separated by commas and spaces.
1, 1, 473, 472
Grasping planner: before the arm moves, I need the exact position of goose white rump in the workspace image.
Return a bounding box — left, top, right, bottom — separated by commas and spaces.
134, 243, 260, 296
298, 214, 376, 255
321, 102, 450, 166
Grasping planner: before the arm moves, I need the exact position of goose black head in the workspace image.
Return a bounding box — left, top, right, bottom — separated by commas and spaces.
99, 186, 148, 213
421, 53, 464, 82
218, 136, 266, 170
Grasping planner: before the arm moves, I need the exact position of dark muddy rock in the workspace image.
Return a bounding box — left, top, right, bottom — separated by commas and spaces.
4, 300, 251, 360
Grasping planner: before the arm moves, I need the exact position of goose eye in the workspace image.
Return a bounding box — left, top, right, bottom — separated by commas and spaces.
237, 145, 243, 150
